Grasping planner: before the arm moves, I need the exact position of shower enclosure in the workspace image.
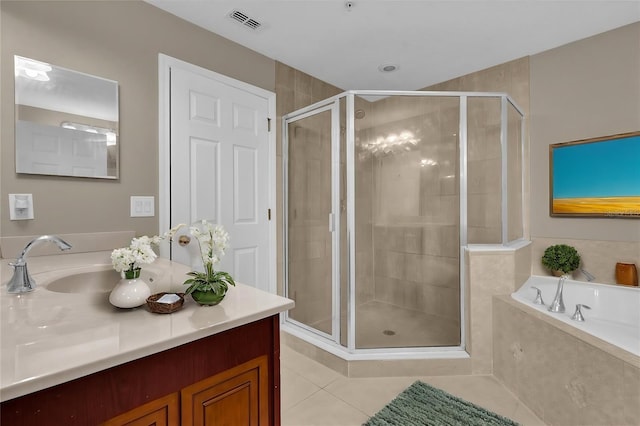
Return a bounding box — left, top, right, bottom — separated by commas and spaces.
283, 91, 524, 358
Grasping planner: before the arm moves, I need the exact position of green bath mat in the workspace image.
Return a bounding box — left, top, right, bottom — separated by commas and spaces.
364, 381, 520, 426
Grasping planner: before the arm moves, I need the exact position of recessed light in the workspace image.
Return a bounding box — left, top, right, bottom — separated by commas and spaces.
378, 64, 398, 73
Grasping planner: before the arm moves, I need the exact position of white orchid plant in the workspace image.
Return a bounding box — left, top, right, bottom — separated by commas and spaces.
111, 224, 184, 279
183, 220, 235, 296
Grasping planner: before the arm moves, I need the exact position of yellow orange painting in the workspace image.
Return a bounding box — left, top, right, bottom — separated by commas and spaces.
550, 132, 640, 217
553, 196, 640, 216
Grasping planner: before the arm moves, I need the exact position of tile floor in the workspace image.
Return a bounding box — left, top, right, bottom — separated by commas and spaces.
308, 300, 460, 349
280, 344, 547, 426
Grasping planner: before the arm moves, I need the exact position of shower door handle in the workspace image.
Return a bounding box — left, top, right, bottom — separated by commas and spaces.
329, 213, 335, 232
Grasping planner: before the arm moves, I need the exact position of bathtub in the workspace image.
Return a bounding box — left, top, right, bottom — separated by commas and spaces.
512, 275, 640, 357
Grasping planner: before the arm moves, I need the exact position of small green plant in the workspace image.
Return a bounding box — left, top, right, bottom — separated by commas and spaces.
541, 244, 581, 274
183, 220, 236, 304
184, 265, 235, 296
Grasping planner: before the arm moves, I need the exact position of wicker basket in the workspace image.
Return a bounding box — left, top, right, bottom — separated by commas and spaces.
146, 292, 185, 314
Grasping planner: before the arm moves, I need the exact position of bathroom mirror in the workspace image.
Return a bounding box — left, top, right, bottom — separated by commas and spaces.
14, 55, 119, 179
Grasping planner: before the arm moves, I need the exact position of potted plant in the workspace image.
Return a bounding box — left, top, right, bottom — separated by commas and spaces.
541, 244, 581, 276
184, 220, 236, 305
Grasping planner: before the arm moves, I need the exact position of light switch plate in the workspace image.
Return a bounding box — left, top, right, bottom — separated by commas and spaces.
9, 194, 34, 220
130, 196, 155, 217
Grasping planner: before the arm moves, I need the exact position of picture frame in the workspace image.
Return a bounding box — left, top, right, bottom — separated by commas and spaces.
549, 131, 640, 218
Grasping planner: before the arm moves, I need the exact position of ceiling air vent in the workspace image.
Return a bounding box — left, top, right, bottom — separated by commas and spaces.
229, 9, 262, 30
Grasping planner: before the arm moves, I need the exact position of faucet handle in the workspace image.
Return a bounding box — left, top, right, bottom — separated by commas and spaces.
531, 286, 545, 305
571, 304, 591, 322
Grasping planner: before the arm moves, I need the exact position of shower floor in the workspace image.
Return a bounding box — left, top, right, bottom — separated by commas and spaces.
312, 300, 460, 349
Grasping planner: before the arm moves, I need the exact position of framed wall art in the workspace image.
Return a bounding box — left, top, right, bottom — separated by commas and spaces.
549, 131, 640, 218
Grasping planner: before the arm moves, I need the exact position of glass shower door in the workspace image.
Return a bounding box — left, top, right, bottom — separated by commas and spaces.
284, 103, 340, 341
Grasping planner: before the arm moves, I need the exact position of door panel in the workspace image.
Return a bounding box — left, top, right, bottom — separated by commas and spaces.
170, 66, 270, 291
285, 107, 335, 337
181, 356, 269, 426
234, 145, 258, 223
191, 137, 220, 224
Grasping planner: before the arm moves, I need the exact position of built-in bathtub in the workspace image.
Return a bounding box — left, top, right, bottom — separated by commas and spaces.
512, 275, 640, 356
493, 275, 640, 425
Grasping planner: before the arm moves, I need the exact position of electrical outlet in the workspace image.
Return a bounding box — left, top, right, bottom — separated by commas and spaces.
9, 194, 34, 220
130, 196, 155, 217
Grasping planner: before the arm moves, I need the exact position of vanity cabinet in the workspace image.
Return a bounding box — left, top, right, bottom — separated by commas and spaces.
0, 315, 281, 426
181, 355, 269, 425
102, 393, 180, 425
103, 356, 269, 425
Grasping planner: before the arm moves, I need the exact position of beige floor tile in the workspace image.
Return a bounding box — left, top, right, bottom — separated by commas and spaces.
281, 389, 369, 426
324, 376, 418, 416
420, 375, 520, 420
281, 344, 343, 388
281, 367, 322, 411
512, 402, 547, 426
280, 346, 547, 426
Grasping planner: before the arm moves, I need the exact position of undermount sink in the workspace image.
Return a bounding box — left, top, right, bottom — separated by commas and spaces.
45, 269, 158, 294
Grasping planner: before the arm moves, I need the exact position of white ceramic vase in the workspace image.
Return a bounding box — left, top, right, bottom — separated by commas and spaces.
109, 269, 151, 308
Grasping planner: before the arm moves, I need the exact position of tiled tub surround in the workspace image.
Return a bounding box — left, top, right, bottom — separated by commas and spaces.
493, 288, 640, 425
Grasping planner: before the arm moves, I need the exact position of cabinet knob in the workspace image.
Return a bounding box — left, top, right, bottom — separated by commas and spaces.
178, 235, 191, 246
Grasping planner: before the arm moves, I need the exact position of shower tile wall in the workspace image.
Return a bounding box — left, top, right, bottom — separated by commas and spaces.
426, 57, 531, 244
467, 98, 503, 243
355, 96, 461, 346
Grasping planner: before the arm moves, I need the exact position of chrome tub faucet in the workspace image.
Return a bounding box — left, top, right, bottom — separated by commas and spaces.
6, 235, 72, 293
548, 275, 567, 313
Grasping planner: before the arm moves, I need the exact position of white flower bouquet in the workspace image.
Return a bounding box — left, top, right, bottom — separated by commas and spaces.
111, 224, 184, 279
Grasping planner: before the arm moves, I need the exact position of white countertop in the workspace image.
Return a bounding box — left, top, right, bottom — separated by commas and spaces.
0, 252, 294, 402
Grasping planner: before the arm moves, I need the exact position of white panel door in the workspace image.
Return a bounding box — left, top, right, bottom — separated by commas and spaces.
170, 66, 270, 291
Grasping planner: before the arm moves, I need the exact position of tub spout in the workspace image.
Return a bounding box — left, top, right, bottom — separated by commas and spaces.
580, 268, 595, 282
6, 235, 72, 293
548, 275, 567, 313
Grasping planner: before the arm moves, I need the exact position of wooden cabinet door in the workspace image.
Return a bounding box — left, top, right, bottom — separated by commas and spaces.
181, 355, 269, 426
101, 393, 179, 426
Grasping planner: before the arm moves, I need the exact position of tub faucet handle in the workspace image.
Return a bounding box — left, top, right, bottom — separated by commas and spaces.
571, 304, 591, 322
531, 286, 545, 305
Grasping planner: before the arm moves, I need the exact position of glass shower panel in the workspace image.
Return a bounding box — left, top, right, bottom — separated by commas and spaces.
467, 97, 502, 244
507, 103, 524, 242
286, 109, 333, 336
354, 95, 461, 349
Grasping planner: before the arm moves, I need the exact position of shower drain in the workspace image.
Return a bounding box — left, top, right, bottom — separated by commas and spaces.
382, 329, 396, 336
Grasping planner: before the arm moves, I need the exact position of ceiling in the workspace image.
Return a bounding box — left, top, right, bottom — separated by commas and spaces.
146, 0, 640, 91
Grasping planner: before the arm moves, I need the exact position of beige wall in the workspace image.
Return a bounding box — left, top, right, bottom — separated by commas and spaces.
1, 1, 274, 244
529, 22, 640, 243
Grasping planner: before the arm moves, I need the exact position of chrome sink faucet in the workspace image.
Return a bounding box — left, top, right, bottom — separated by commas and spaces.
6, 235, 72, 293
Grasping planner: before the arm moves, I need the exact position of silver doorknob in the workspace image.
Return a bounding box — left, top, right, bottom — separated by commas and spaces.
178, 235, 191, 246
